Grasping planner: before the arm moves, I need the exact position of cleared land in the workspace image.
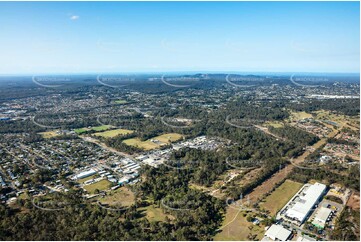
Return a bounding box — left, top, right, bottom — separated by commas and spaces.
264, 121, 284, 128
154, 133, 184, 143
260, 179, 303, 215
94, 128, 134, 138
123, 133, 184, 150
214, 209, 265, 241
123, 138, 160, 150
138, 204, 174, 222
39, 130, 60, 138
83, 180, 111, 194
98, 187, 135, 207
289, 111, 313, 121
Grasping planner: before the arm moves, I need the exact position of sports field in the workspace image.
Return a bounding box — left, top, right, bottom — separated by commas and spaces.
83, 180, 111, 194
94, 128, 134, 138
259, 179, 303, 215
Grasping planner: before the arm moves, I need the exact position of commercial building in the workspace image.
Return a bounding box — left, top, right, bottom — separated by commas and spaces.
312, 207, 333, 229
284, 183, 327, 224
264, 224, 292, 241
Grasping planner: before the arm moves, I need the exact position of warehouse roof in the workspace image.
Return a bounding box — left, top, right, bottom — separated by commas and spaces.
285, 183, 326, 223
265, 224, 292, 241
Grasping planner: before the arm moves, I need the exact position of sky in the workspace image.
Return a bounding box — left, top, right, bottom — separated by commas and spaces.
0, 1, 359, 74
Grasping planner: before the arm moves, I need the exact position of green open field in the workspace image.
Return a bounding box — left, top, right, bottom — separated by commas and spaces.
114, 99, 128, 104
83, 180, 111, 194
75, 125, 113, 134
98, 187, 135, 207
74, 127, 91, 134
123, 133, 184, 150
259, 179, 303, 215
154, 133, 184, 143
94, 128, 134, 138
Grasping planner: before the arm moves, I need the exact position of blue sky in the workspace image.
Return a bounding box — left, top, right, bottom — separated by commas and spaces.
0, 1, 359, 74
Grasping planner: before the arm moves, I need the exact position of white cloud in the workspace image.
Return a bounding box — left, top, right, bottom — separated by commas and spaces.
70, 15, 79, 21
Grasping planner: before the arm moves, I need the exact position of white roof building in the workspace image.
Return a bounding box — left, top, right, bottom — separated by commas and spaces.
312, 207, 332, 228
285, 183, 326, 224
264, 224, 292, 241
75, 169, 97, 180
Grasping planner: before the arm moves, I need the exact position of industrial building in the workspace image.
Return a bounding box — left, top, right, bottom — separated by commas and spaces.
264, 224, 292, 241
284, 183, 327, 224
75, 169, 97, 180
312, 207, 333, 229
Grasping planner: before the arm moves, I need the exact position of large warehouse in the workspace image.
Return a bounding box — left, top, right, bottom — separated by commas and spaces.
285, 182, 327, 224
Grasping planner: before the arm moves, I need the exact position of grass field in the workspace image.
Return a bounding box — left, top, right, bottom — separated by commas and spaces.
114, 99, 128, 104
75, 125, 113, 134
98, 187, 135, 207
123, 138, 160, 150
83, 180, 111, 194
154, 133, 184, 143
94, 128, 134, 138
39, 130, 60, 138
260, 179, 303, 215
289, 111, 313, 121
214, 209, 265, 241
264, 121, 284, 128
74, 127, 91, 134
123, 133, 184, 150
91, 125, 113, 131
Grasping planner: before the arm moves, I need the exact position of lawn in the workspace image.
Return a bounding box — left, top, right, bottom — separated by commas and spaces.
83, 180, 111, 194
98, 187, 135, 207
94, 128, 134, 138
259, 179, 303, 216
214, 209, 265, 241
123, 133, 184, 150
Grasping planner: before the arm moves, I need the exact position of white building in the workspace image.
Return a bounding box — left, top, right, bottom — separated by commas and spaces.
264, 224, 292, 241
285, 183, 327, 224
75, 169, 97, 180
312, 207, 332, 229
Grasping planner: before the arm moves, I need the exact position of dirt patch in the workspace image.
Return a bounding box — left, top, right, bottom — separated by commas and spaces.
347, 191, 360, 210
